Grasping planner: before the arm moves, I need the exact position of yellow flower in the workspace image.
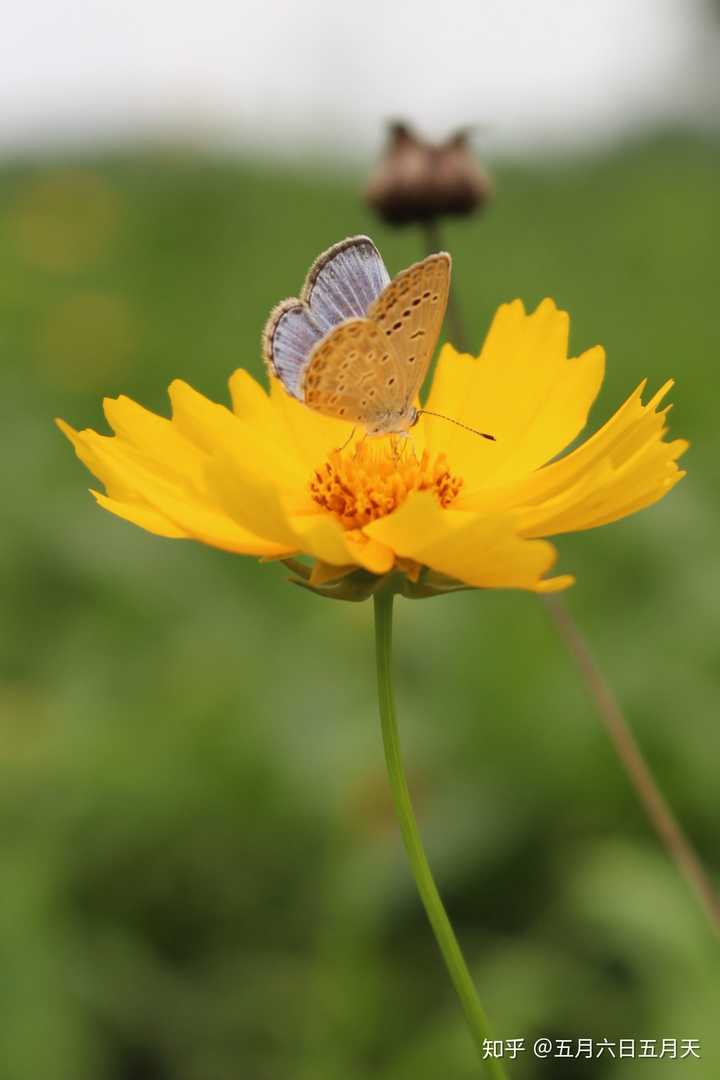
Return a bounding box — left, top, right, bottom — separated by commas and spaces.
58, 298, 687, 596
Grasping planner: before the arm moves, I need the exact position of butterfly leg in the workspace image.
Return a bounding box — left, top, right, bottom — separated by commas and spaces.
390, 432, 415, 461
336, 426, 357, 453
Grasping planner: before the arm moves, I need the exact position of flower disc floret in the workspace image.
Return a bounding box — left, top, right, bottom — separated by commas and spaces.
310, 445, 463, 530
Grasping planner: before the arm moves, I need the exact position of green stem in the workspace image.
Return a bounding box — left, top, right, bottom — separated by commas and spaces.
373, 589, 508, 1078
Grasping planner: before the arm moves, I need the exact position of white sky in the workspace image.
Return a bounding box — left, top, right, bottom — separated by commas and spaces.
1, 0, 718, 159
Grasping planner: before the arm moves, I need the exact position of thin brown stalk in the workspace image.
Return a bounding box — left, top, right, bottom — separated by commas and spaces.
420, 218, 720, 936
543, 596, 720, 935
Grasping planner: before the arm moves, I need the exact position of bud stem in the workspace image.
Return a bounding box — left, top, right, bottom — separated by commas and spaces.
423, 219, 470, 352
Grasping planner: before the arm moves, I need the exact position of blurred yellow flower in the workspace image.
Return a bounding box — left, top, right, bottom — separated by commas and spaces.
58, 298, 686, 594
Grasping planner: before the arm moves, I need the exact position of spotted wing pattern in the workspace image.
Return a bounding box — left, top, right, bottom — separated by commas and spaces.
262, 236, 390, 399
302, 319, 405, 429
367, 253, 451, 401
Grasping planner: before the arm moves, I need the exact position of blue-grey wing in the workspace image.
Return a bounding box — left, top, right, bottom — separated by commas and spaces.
263, 236, 390, 399
301, 235, 391, 334
263, 299, 324, 399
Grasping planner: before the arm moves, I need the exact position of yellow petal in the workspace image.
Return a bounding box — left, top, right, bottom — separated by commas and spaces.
534, 574, 576, 593
510, 382, 688, 536
60, 420, 286, 555
229, 368, 281, 429
206, 447, 380, 569
289, 512, 363, 567
422, 299, 605, 484
365, 490, 569, 592
269, 377, 357, 469
205, 450, 298, 548
57, 418, 138, 502
91, 491, 189, 538
169, 379, 305, 491
344, 529, 395, 575
103, 395, 207, 489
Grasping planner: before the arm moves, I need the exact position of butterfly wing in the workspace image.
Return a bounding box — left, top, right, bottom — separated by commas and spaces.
302, 318, 405, 428
367, 253, 451, 403
263, 235, 391, 398
262, 300, 324, 399
301, 235, 391, 333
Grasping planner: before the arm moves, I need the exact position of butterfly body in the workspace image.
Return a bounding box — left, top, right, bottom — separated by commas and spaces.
263, 236, 450, 436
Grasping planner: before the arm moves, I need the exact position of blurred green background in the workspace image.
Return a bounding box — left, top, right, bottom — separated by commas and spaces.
0, 135, 718, 1079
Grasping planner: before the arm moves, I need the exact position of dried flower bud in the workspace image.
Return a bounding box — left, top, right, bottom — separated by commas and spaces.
365, 122, 493, 226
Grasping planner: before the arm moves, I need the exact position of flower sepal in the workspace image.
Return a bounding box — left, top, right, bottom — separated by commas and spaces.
281, 559, 475, 603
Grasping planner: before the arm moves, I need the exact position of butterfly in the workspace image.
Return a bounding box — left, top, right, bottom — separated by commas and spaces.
262, 235, 452, 437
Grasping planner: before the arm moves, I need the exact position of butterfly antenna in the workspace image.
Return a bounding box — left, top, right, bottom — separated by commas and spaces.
416, 410, 496, 441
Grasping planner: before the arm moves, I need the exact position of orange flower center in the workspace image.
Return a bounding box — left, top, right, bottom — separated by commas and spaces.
310, 443, 463, 529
